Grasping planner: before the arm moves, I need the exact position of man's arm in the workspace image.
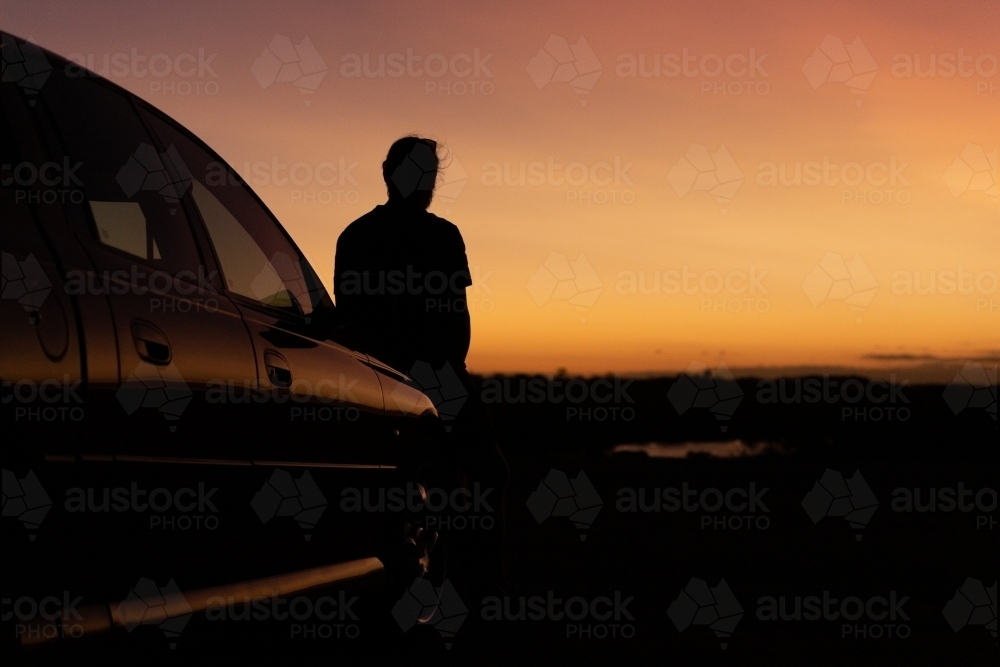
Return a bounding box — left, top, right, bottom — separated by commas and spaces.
441, 223, 472, 366
333, 230, 361, 320
332, 228, 372, 356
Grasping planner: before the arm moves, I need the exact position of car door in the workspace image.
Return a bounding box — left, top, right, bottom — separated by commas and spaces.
31, 57, 265, 591
1, 72, 83, 467
1, 70, 93, 616
140, 107, 395, 567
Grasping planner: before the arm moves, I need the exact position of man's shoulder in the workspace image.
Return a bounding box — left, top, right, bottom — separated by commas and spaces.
341, 206, 383, 233
339, 204, 457, 227
338, 205, 464, 251
422, 210, 464, 241
337, 207, 387, 251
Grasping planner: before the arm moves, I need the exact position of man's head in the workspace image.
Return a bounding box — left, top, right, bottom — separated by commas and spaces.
383, 136, 439, 209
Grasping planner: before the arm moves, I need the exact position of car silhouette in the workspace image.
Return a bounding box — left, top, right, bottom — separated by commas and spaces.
1, 33, 453, 651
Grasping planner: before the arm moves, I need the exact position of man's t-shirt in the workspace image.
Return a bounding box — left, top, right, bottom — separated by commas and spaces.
334, 201, 472, 374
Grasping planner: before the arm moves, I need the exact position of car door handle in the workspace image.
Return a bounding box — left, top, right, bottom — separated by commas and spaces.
264, 350, 292, 388
131, 321, 172, 365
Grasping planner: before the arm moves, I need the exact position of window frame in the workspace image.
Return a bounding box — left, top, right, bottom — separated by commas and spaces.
28, 68, 213, 285
135, 99, 335, 324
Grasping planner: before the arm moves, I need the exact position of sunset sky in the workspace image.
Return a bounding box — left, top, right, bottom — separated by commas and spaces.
5, 0, 997, 379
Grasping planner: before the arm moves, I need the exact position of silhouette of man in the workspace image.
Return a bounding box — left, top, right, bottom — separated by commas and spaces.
335, 137, 471, 375
334, 136, 508, 592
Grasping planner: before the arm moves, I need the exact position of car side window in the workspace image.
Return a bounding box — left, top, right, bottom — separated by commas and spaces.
37, 66, 203, 277
142, 109, 327, 316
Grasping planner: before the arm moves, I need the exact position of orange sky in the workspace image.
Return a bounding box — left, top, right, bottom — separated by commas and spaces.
5, 0, 998, 377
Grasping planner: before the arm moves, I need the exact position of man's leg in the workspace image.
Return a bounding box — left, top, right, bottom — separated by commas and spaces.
447, 370, 509, 595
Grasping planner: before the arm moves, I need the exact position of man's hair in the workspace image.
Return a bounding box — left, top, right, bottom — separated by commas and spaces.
383, 136, 440, 205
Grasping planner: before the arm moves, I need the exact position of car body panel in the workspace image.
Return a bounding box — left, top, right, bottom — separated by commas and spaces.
1, 33, 440, 615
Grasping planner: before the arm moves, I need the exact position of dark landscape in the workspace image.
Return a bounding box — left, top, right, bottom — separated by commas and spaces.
8, 372, 996, 665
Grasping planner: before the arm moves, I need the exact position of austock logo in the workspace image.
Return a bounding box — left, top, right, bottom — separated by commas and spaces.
667, 143, 744, 214
392, 578, 468, 649
338, 47, 494, 95
526, 468, 603, 541
756, 590, 911, 640
117, 577, 192, 649
615, 47, 770, 98
252, 469, 328, 540
481, 590, 635, 639
755, 156, 911, 206
250, 251, 327, 313
942, 144, 997, 209
64, 482, 220, 531
942, 361, 997, 422
756, 375, 911, 424
668, 578, 743, 649
393, 360, 469, 431
1, 469, 52, 540
117, 143, 192, 211
116, 361, 193, 432
384, 143, 468, 212
1, 33, 52, 102
802, 35, 878, 106
891, 50, 997, 80
3, 591, 85, 641
205, 590, 360, 640
64, 48, 220, 96
389, 141, 438, 198
339, 481, 495, 531
889, 266, 997, 299
802, 252, 878, 321
239, 155, 360, 206
2, 157, 85, 204
943, 578, 997, 639
526, 252, 603, 324
667, 362, 743, 432
891, 483, 997, 531
527, 35, 602, 106
802, 469, 879, 541
252, 35, 327, 103
62, 265, 220, 307
616, 482, 770, 532
616, 265, 771, 316
479, 374, 636, 423
1, 251, 52, 323
479, 156, 635, 205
